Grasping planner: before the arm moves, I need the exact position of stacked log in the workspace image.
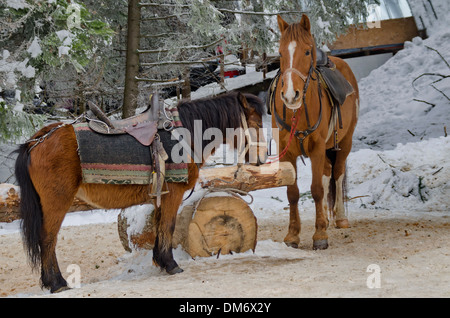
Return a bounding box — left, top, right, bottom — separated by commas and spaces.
117, 162, 295, 257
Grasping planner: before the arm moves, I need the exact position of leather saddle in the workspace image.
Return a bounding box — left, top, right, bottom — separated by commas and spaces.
315, 48, 354, 106
87, 95, 160, 146
86, 94, 169, 205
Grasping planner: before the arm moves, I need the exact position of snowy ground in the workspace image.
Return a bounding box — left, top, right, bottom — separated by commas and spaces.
1, 4, 449, 298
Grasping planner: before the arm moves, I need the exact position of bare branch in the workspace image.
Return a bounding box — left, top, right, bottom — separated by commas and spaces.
141, 13, 189, 21
431, 84, 450, 102
412, 73, 450, 91
425, 45, 450, 69
217, 9, 306, 16
413, 98, 436, 107
138, 38, 223, 54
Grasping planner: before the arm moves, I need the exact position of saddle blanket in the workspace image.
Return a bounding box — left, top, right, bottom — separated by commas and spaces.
73, 123, 189, 185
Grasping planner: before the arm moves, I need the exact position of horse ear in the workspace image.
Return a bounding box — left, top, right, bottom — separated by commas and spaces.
300, 14, 311, 32
237, 92, 251, 111
277, 15, 289, 33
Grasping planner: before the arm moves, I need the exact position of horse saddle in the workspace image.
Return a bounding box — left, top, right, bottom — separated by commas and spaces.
315, 48, 354, 106
85, 94, 170, 206
87, 95, 160, 146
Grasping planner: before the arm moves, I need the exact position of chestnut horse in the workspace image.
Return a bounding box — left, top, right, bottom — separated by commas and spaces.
272, 15, 359, 249
14, 91, 266, 293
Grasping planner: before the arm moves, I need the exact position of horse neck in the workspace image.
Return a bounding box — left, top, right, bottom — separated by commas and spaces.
178, 97, 244, 152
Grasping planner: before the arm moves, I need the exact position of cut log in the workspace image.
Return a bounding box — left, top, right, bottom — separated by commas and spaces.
0, 184, 96, 223
0, 184, 20, 223
117, 195, 257, 258
117, 205, 156, 252
1, 162, 295, 223
198, 161, 295, 191
187, 195, 257, 257
116, 162, 294, 255
116, 203, 195, 253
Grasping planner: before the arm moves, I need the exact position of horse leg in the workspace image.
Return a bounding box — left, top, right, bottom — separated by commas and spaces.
331, 136, 353, 229
152, 183, 185, 275
322, 156, 333, 219
27, 125, 82, 292
284, 157, 301, 248
310, 144, 329, 250
39, 201, 71, 293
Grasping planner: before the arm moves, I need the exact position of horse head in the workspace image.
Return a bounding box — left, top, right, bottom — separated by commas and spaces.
277, 14, 316, 110
237, 92, 268, 166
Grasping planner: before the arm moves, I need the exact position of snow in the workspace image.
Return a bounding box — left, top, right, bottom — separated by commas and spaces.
5, 0, 29, 10
353, 26, 450, 151
191, 69, 278, 99
27, 37, 42, 59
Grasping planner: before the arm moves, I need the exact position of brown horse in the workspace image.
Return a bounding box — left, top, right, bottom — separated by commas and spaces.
14, 91, 266, 293
271, 15, 359, 249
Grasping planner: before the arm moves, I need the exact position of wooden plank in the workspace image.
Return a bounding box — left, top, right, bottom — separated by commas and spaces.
329, 17, 419, 52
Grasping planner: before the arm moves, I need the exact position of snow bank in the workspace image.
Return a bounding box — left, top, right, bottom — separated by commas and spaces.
348, 136, 449, 212
353, 17, 450, 151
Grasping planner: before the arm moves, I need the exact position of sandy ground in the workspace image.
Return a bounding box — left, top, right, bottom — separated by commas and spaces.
1, 208, 449, 298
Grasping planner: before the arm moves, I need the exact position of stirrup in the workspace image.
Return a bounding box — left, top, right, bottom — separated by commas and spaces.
332, 130, 341, 151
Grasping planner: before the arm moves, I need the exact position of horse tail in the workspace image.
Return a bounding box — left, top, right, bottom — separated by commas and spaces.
14, 143, 42, 270
325, 149, 348, 218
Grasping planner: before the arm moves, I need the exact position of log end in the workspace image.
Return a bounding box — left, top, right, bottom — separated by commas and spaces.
187, 196, 257, 258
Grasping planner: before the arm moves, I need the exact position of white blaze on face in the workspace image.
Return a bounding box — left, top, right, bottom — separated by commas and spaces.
285, 41, 297, 104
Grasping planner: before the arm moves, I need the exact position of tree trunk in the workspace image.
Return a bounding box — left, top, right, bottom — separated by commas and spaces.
122, 0, 141, 119
181, 66, 191, 99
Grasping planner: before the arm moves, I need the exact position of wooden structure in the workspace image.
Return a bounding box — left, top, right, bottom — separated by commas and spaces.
329, 17, 420, 57
0, 184, 95, 223
116, 162, 295, 257
2, 162, 295, 258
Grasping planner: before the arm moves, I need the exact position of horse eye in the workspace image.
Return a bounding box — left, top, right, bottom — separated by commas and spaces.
305, 50, 310, 56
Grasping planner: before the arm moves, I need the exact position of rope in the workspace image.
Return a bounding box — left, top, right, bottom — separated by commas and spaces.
26, 114, 86, 153
192, 186, 254, 218
265, 112, 299, 163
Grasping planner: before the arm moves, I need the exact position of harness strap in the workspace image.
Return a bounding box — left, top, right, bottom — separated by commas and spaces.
270, 66, 323, 159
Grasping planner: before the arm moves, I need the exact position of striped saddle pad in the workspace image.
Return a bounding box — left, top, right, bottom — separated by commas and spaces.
73, 123, 188, 185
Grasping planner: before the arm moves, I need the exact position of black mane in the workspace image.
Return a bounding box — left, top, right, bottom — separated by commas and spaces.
176, 92, 264, 138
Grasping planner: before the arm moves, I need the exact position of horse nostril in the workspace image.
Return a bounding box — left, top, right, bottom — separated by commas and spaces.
294, 90, 300, 100
281, 91, 285, 99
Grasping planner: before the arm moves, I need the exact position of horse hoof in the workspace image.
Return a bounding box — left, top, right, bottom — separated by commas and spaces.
336, 219, 350, 229
51, 286, 71, 294
284, 241, 299, 249
167, 266, 184, 275
313, 239, 328, 250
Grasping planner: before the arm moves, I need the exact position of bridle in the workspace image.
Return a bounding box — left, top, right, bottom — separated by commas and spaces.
238, 111, 267, 165
270, 47, 323, 162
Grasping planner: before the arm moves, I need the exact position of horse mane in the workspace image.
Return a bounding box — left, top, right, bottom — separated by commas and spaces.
176, 92, 264, 138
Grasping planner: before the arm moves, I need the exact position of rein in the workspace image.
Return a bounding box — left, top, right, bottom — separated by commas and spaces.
268, 53, 323, 163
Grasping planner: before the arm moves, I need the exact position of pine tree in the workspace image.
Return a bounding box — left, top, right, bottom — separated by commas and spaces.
0, 0, 114, 115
